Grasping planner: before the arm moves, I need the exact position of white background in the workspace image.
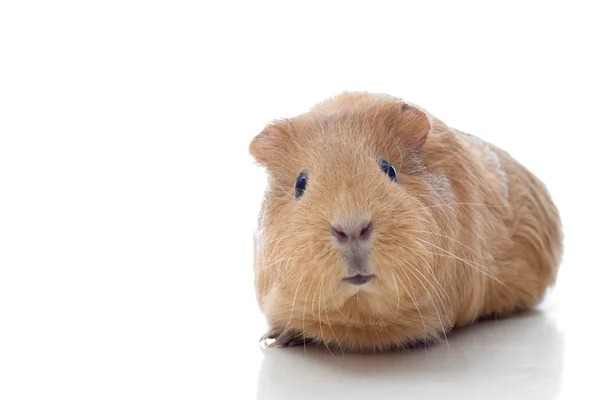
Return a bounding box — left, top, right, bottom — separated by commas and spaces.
1, 1, 598, 399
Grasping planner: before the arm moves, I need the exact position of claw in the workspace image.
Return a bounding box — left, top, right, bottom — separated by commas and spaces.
260, 329, 279, 342
260, 328, 307, 348
270, 330, 300, 347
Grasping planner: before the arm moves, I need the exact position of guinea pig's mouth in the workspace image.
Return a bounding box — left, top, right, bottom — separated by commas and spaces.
343, 274, 375, 285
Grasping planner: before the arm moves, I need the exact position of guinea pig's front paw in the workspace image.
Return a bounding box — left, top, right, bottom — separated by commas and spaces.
260, 327, 310, 348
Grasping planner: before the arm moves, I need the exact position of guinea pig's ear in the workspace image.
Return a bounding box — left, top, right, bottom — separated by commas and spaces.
396, 103, 431, 148
248, 121, 287, 166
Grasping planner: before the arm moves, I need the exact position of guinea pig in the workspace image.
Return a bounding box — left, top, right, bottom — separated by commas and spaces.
248, 91, 563, 353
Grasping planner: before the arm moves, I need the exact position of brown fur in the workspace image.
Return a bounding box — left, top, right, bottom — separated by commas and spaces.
248, 92, 563, 352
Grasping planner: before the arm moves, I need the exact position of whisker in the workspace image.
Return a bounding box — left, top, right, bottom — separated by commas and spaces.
402, 228, 490, 259
392, 268, 429, 342
330, 286, 351, 321
396, 202, 505, 217
260, 232, 307, 261
390, 271, 401, 312
302, 281, 314, 355
260, 231, 305, 246
402, 239, 500, 284
321, 283, 345, 357
403, 261, 450, 350
415, 192, 461, 221
403, 256, 452, 332
258, 250, 304, 302
416, 238, 505, 286
396, 243, 451, 302
285, 267, 310, 328
317, 279, 340, 362
256, 255, 302, 272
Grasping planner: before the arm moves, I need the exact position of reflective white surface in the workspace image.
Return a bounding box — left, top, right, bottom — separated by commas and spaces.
257, 310, 564, 400
252, 266, 596, 400
1, 1, 599, 399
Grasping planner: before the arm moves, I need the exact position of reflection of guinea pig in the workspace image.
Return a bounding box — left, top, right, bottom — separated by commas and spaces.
248, 92, 563, 352
256, 311, 564, 399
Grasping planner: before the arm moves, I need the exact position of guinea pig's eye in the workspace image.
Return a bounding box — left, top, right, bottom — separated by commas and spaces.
379, 159, 398, 182
294, 171, 308, 198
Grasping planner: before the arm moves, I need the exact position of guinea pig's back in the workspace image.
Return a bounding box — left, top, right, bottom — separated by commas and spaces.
456, 128, 563, 318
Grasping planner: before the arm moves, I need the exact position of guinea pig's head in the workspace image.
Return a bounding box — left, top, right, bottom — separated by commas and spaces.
249, 92, 446, 344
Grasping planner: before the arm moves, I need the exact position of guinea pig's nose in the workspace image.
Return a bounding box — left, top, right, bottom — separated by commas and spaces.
332, 218, 373, 242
